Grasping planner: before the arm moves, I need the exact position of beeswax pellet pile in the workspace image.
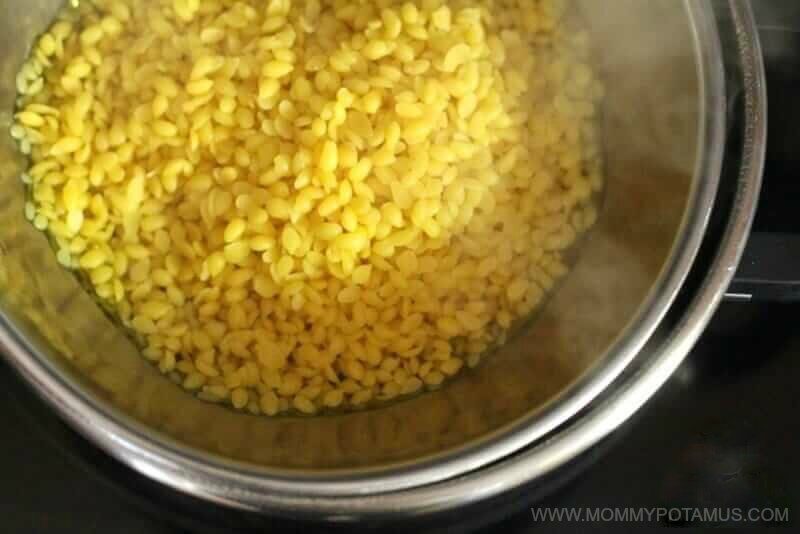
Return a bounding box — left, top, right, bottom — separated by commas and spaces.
12, 0, 603, 414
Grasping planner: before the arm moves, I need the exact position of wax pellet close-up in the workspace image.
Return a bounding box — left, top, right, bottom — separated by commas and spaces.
11, 0, 603, 415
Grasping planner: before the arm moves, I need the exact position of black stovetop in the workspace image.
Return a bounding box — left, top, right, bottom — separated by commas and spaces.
3, 3, 800, 532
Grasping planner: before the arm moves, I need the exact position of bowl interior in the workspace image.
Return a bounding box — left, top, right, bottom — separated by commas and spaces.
0, 0, 704, 473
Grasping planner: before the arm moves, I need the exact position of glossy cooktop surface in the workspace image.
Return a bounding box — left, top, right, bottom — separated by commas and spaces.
2, 2, 799, 531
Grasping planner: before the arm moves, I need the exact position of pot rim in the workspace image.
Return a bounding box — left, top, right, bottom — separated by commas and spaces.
344, 0, 765, 518
0, 0, 763, 517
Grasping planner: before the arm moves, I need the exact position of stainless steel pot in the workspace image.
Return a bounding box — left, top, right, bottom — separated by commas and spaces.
0, 0, 765, 520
